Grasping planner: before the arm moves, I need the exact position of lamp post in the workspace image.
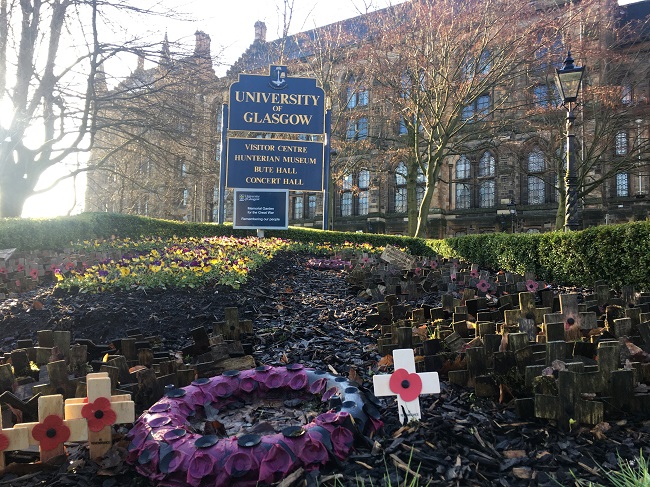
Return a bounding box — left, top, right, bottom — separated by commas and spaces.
555, 51, 585, 232
507, 199, 517, 233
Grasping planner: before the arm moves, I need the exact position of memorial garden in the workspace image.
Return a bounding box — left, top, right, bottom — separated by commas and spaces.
0, 213, 648, 486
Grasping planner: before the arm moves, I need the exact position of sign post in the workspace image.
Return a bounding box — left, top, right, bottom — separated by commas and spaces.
219, 66, 328, 231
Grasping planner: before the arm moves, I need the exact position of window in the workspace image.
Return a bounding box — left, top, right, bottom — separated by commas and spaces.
341, 192, 353, 216
463, 50, 490, 80
462, 94, 490, 122
340, 171, 370, 217
393, 162, 426, 213
346, 76, 369, 109
615, 131, 628, 156
527, 150, 546, 204
478, 180, 495, 208
478, 152, 495, 177
307, 195, 317, 219
342, 174, 353, 191
456, 183, 471, 209
358, 170, 370, 215
455, 156, 471, 209
622, 84, 632, 105
616, 172, 629, 197
293, 196, 304, 219
395, 162, 407, 212
528, 150, 545, 172
346, 118, 368, 141
456, 156, 470, 179
533, 85, 549, 108
528, 176, 545, 204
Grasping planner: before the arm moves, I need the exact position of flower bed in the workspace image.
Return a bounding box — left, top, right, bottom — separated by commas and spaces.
126, 365, 382, 486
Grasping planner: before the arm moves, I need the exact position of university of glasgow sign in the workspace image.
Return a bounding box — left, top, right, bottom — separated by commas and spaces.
226, 138, 324, 191
228, 65, 326, 135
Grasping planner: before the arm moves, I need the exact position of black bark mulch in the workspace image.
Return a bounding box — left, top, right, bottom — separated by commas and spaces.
0, 252, 647, 486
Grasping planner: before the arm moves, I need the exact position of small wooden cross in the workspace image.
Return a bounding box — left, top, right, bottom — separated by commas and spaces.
65, 372, 135, 460
503, 292, 551, 340
373, 348, 440, 424
13, 394, 87, 463
0, 425, 30, 470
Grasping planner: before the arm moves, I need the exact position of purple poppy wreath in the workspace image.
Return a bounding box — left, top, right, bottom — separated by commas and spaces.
126, 365, 383, 486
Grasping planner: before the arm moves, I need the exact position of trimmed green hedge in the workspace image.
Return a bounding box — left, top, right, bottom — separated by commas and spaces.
426, 221, 650, 290
1, 213, 648, 290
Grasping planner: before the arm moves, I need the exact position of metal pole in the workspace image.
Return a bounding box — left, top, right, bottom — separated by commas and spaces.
564, 104, 579, 231
218, 104, 228, 225
323, 108, 332, 231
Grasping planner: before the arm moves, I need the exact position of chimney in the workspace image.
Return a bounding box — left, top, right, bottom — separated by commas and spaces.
194, 31, 211, 56
254, 21, 267, 43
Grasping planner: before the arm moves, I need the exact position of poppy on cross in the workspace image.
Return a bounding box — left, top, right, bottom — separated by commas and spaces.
373, 348, 440, 424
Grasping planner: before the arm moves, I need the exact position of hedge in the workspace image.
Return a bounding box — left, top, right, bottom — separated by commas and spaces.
0, 213, 648, 290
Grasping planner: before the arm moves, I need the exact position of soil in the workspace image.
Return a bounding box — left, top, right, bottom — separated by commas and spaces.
0, 252, 648, 486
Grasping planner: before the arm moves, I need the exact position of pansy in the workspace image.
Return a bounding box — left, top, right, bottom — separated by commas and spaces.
82, 397, 117, 432
32, 415, 70, 451
388, 368, 422, 402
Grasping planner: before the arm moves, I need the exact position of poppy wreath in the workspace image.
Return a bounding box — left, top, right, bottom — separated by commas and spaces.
126, 365, 383, 486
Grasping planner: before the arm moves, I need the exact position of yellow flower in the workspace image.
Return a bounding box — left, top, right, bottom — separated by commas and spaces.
119, 267, 130, 277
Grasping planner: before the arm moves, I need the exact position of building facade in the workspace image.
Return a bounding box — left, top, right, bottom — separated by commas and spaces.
86, 0, 650, 237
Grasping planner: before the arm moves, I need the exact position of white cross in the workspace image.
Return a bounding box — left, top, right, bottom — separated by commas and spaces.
373, 348, 440, 424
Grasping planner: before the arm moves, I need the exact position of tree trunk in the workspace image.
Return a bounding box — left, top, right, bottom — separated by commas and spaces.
0, 179, 30, 218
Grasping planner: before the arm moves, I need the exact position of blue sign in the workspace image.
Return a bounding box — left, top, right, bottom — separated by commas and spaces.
226, 138, 323, 191
233, 189, 288, 230
229, 66, 325, 135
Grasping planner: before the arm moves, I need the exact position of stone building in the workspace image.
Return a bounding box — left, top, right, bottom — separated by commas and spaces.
86, 0, 650, 236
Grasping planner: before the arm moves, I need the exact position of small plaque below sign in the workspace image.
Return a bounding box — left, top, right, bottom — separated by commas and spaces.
380, 245, 416, 270
233, 189, 289, 230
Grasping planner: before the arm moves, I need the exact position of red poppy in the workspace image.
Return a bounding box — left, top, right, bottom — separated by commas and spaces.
32, 415, 70, 451
0, 267, 7, 275
430, 260, 438, 269
477, 280, 490, 293
470, 269, 479, 278
16, 264, 25, 272
389, 368, 422, 402
0, 432, 9, 451
30, 268, 39, 280
526, 280, 539, 292
82, 397, 117, 432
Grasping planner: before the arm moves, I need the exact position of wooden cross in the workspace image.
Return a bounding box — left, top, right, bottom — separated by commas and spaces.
0, 425, 29, 470
65, 372, 135, 460
544, 293, 597, 333
503, 292, 551, 340
373, 348, 440, 424
13, 394, 87, 463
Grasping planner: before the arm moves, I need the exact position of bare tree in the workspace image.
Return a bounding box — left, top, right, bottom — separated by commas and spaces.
0, 0, 189, 218
516, 3, 650, 228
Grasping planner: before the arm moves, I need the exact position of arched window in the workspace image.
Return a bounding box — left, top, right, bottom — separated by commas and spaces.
478, 152, 495, 177
455, 156, 471, 209
528, 150, 545, 204
395, 162, 407, 213
456, 156, 470, 179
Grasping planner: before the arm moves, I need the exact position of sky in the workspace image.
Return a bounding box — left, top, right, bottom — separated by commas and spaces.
20, 0, 645, 218
21, 0, 400, 218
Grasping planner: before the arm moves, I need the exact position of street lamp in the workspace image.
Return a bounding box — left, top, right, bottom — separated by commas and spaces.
555, 50, 585, 231
507, 199, 517, 233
